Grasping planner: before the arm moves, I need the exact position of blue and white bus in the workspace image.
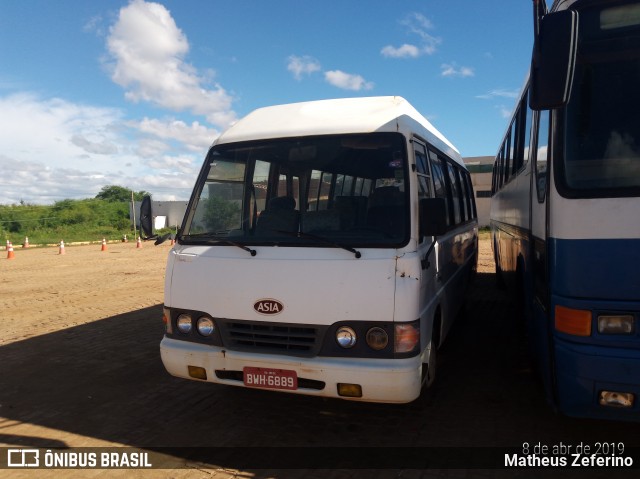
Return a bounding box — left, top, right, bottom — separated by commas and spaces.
157, 96, 478, 403
491, 0, 640, 421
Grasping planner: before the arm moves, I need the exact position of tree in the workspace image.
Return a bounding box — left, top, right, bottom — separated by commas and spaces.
95, 185, 151, 202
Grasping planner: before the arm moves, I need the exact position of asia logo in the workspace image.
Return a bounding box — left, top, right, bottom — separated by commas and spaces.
253, 299, 284, 315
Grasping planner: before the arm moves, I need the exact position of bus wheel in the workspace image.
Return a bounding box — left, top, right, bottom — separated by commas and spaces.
424, 317, 441, 389
424, 339, 437, 388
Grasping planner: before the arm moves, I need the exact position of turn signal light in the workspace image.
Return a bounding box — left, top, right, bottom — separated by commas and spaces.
599, 391, 634, 408
555, 305, 592, 336
337, 383, 362, 398
188, 366, 207, 380
395, 322, 420, 353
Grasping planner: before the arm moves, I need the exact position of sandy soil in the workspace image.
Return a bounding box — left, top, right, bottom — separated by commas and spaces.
1, 240, 170, 347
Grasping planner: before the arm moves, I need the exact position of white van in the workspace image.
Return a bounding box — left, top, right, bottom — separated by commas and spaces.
159, 96, 478, 403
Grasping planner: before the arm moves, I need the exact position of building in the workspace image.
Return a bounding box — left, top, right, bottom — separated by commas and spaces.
463, 156, 493, 227
130, 200, 188, 232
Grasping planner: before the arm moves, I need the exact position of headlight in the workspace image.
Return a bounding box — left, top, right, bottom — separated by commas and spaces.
336, 326, 357, 348
197, 316, 215, 336
177, 314, 193, 334
598, 315, 635, 335
366, 327, 388, 350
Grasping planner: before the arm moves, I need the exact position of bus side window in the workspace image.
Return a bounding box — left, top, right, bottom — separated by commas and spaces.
536, 111, 550, 203
318, 172, 333, 210
447, 162, 462, 225
521, 96, 533, 169
429, 150, 451, 228
497, 145, 505, 189
458, 169, 475, 220
414, 142, 432, 200
454, 166, 467, 222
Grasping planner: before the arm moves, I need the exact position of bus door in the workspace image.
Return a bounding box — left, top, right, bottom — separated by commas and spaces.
530, 109, 554, 400
414, 139, 438, 284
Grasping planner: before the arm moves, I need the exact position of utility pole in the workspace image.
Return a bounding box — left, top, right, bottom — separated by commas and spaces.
131, 190, 137, 240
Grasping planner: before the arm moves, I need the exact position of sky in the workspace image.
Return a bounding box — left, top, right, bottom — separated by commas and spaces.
0, 0, 540, 204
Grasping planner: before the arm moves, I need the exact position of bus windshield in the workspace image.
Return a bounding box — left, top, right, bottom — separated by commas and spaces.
181, 133, 409, 247
562, 2, 640, 196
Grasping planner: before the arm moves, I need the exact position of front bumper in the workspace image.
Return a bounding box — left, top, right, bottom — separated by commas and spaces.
160, 336, 423, 403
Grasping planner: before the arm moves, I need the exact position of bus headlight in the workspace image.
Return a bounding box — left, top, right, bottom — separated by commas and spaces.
598, 315, 635, 335
336, 326, 357, 348
366, 327, 389, 350
197, 316, 215, 336
177, 314, 193, 334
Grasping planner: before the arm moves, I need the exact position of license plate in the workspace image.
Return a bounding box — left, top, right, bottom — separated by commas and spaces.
243, 367, 298, 390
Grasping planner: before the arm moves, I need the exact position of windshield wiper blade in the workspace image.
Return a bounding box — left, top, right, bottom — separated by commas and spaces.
275, 230, 361, 259
180, 233, 256, 256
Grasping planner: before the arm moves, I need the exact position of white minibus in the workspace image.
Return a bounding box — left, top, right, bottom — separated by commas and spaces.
158, 96, 478, 402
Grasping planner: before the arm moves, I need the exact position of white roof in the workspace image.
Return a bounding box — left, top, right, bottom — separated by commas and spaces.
215, 96, 462, 164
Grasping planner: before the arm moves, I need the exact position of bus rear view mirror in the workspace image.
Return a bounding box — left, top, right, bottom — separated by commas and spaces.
140, 195, 153, 238
530, 10, 578, 110
419, 198, 447, 237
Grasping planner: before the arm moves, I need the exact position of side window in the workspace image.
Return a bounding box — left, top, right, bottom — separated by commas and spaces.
508, 122, 516, 178
498, 145, 505, 189
491, 162, 498, 195
466, 172, 477, 219
536, 111, 550, 203
515, 98, 533, 171
429, 151, 450, 227
414, 142, 432, 201
459, 168, 472, 222
447, 162, 462, 225
504, 131, 512, 185
318, 172, 333, 210
455, 167, 467, 222
308, 170, 322, 211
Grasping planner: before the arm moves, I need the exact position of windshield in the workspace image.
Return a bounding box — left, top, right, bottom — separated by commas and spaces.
562, 2, 640, 196
182, 133, 409, 247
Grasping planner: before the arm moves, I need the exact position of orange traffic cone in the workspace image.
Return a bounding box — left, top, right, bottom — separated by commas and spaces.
101, 238, 107, 252
7, 242, 15, 260
23, 236, 29, 248
59, 240, 66, 255
136, 236, 142, 248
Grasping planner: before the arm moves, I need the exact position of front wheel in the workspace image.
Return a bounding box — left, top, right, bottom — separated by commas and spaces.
424, 339, 437, 388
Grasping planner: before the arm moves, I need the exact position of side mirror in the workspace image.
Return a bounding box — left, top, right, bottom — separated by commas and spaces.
419, 198, 448, 237
530, 10, 579, 110
154, 233, 172, 246
140, 196, 153, 238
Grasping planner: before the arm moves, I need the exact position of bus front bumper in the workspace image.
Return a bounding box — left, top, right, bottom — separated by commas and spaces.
555, 339, 640, 422
160, 336, 423, 403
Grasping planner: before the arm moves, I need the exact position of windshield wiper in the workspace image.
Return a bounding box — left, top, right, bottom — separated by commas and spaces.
275, 230, 361, 259
180, 233, 256, 257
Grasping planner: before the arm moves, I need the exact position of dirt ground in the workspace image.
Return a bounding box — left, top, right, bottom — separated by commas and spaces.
1, 239, 170, 347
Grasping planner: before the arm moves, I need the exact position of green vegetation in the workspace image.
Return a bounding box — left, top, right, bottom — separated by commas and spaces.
0, 186, 150, 246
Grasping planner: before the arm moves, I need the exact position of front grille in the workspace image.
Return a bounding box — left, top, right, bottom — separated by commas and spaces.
217, 319, 325, 357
